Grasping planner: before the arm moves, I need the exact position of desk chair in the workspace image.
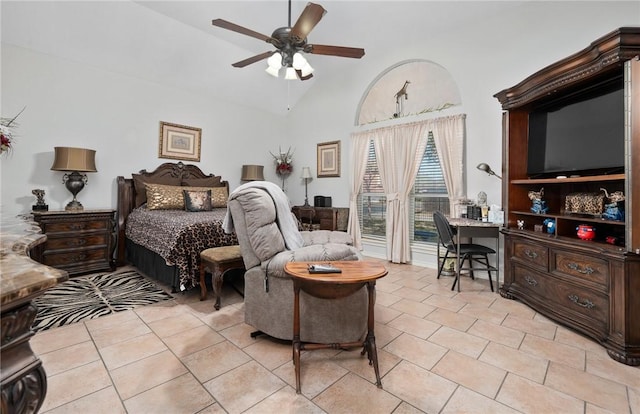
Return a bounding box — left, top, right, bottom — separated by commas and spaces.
433, 211, 495, 292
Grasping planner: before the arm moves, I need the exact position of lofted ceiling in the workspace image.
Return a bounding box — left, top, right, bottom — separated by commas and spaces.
1, 1, 526, 116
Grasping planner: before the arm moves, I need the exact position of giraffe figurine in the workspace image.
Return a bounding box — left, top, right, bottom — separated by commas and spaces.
394, 80, 410, 117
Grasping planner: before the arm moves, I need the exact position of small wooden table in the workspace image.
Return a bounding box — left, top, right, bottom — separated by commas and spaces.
284, 260, 388, 394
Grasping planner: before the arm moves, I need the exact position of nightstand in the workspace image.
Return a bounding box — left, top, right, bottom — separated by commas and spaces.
31, 209, 116, 276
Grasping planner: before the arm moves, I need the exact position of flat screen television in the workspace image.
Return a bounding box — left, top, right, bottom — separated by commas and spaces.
527, 76, 625, 177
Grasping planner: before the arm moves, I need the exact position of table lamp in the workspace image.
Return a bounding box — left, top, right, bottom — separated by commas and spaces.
301, 167, 312, 206
241, 165, 264, 181
51, 147, 97, 211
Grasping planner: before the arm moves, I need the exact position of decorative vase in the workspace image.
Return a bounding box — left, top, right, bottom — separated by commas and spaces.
576, 224, 596, 241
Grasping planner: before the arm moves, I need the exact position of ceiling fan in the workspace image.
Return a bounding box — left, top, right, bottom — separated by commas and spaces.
211, 0, 365, 81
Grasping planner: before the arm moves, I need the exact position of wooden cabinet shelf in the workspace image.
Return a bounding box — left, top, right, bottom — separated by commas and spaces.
511, 174, 625, 185
495, 27, 640, 366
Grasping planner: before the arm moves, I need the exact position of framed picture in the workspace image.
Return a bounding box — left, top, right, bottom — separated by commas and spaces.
158, 121, 201, 162
317, 140, 341, 177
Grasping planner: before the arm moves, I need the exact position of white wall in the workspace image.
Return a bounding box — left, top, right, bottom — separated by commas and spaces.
1, 44, 286, 216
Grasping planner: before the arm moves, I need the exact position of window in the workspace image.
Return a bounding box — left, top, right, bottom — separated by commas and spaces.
358, 132, 449, 243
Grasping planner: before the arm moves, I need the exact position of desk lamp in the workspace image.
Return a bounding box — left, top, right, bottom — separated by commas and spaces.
476, 163, 502, 179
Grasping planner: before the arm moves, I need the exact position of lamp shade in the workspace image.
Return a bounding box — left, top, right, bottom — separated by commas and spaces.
301, 167, 312, 179
51, 147, 97, 172
241, 165, 264, 181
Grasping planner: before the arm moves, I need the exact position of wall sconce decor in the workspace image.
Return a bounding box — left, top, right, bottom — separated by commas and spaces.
51, 147, 97, 211
241, 165, 264, 181
301, 167, 312, 206
476, 162, 502, 179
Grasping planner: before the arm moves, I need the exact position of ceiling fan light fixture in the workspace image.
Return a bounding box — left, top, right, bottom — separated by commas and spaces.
300, 62, 314, 77
267, 52, 283, 69
265, 66, 281, 77
284, 66, 298, 80
292, 52, 307, 70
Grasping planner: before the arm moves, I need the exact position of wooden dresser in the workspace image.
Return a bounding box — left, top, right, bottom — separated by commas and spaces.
31, 210, 116, 276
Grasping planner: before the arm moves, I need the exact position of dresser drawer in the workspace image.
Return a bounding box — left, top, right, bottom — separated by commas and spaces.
44, 219, 109, 234
513, 265, 608, 330
40, 248, 109, 268
45, 234, 108, 251
512, 240, 548, 271
552, 250, 608, 287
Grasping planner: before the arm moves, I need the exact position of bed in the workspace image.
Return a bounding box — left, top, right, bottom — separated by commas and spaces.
116, 162, 238, 292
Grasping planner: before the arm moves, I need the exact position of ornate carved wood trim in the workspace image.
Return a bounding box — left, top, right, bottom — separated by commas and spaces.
495, 27, 640, 109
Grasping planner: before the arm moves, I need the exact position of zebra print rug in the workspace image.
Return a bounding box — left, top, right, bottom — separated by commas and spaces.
32, 270, 174, 332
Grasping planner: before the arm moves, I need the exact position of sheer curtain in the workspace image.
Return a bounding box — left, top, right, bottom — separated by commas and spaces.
373, 121, 430, 263
430, 114, 466, 213
347, 132, 371, 250
349, 114, 466, 262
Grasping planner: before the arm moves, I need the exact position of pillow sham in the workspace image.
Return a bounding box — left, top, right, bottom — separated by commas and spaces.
182, 176, 223, 187
184, 189, 213, 212
182, 186, 228, 208
133, 173, 181, 208
145, 184, 185, 210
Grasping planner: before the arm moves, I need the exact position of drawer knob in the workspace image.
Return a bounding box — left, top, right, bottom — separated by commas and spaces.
568, 294, 595, 309
567, 262, 595, 275
68, 239, 87, 246
524, 250, 538, 259
70, 223, 86, 231
524, 275, 538, 286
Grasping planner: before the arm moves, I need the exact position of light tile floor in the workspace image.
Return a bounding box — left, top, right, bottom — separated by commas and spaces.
31, 260, 640, 414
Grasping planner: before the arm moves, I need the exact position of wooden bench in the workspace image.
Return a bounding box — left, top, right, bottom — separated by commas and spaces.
199, 245, 245, 310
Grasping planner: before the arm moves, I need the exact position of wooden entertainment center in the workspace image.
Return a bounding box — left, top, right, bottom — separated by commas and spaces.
494, 27, 640, 366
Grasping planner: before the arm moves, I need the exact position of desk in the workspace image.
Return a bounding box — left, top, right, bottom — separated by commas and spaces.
284, 261, 387, 394
447, 218, 500, 292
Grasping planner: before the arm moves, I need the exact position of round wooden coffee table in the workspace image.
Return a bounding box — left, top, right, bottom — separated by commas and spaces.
284, 260, 388, 394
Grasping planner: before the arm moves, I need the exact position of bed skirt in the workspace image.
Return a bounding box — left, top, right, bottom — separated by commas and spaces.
125, 239, 180, 292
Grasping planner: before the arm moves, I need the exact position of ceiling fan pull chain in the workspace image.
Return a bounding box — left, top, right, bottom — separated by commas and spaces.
287, 81, 291, 111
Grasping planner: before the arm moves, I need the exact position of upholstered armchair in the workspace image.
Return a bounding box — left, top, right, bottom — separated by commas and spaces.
225, 182, 368, 343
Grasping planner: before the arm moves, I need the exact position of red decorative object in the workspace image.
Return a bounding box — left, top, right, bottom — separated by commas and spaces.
576, 224, 596, 241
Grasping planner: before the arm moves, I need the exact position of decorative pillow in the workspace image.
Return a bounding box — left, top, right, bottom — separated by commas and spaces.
145, 184, 185, 210
184, 189, 212, 212
182, 186, 228, 208
133, 173, 181, 208
182, 176, 223, 187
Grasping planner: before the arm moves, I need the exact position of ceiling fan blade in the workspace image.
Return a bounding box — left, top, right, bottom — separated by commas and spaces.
306, 44, 365, 59
296, 70, 314, 81
290, 2, 326, 42
212, 19, 272, 42
232, 51, 274, 68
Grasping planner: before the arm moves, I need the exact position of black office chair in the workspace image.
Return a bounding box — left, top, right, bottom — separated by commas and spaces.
433, 211, 495, 292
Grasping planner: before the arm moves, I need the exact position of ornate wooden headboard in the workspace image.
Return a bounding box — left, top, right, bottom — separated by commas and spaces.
116, 162, 229, 266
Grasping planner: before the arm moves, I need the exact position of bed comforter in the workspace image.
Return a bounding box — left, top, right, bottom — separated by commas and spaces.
125, 206, 238, 289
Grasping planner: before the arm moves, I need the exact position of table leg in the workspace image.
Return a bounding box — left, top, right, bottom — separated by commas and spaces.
293, 283, 302, 394
456, 233, 461, 292
199, 263, 207, 301
365, 282, 382, 388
